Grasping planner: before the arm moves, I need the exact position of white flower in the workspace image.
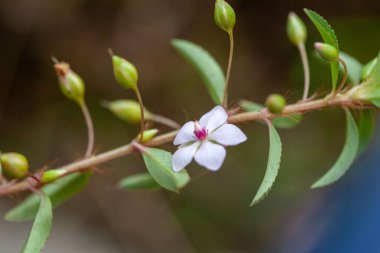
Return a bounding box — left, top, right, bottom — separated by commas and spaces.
172, 106, 247, 172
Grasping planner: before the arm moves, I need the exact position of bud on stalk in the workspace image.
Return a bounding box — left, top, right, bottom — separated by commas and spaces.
214, 0, 236, 33
266, 94, 286, 114
287, 12, 307, 46
314, 42, 339, 62
0, 152, 29, 179
54, 62, 85, 104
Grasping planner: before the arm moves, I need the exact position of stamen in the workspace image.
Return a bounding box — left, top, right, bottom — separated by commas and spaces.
194, 121, 208, 140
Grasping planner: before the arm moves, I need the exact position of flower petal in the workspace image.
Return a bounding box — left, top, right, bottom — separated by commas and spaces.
209, 124, 247, 146
172, 142, 200, 172
194, 141, 226, 171
199, 106, 228, 131
173, 121, 195, 145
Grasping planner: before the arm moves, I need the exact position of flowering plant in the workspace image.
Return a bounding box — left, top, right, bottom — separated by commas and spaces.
0, 1, 380, 251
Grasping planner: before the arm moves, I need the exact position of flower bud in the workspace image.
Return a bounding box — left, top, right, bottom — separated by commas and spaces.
287, 12, 307, 45
266, 94, 286, 114
361, 58, 378, 81
0, 152, 29, 179
54, 62, 85, 103
214, 0, 236, 33
137, 129, 159, 142
112, 55, 138, 90
314, 42, 339, 62
41, 168, 66, 183
102, 99, 150, 124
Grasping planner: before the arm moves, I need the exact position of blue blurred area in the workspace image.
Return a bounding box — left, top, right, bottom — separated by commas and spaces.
277, 121, 380, 253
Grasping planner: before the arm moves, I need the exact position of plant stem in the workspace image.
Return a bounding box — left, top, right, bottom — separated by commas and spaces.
222, 32, 234, 108
298, 43, 310, 100
0, 94, 371, 197
150, 114, 180, 129
134, 88, 145, 141
79, 100, 95, 158
337, 57, 348, 91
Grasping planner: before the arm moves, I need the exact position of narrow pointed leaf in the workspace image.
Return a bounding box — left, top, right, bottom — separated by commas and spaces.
5, 172, 91, 221
22, 192, 52, 253
357, 110, 375, 155
118, 172, 161, 190
312, 109, 359, 188
339, 51, 362, 85
304, 9, 339, 89
239, 100, 302, 129
251, 122, 282, 205
171, 39, 225, 104
356, 52, 380, 107
142, 147, 190, 192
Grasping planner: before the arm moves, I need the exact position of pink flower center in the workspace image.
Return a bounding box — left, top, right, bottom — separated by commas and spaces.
194, 121, 208, 141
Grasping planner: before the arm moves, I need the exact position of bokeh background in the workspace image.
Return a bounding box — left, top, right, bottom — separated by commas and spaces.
0, 0, 380, 252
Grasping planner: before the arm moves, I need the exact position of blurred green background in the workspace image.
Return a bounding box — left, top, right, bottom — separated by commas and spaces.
0, 0, 379, 252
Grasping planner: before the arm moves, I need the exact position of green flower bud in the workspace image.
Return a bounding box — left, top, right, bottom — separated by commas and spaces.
102, 99, 150, 124
287, 12, 307, 45
266, 94, 286, 114
137, 129, 159, 142
0, 152, 29, 179
112, 55, 138, 90
314, 42, 339, 62
41, 168, 66, 183
214, 0, 236, 33
361, 58, 378, 81
54, 62, 85, 103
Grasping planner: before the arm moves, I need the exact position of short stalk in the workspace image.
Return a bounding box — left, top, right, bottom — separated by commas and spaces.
79, 100, 95, 158
337, 57, 348, 92
134, 88, 145, 141
297, 43, 310, 100
222, 31, 234, 108
149, 114, 180, 129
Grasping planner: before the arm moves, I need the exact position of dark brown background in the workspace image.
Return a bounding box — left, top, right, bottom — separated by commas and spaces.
0, 0, 379, 252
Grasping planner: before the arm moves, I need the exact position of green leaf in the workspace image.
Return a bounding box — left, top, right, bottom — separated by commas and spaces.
118, 172, 161, 190
22, 192, 52, 253
251, 122, 282, 205
311, 109, 359, 188
358, 52, 380, 107
239, 100, 263, 112
171, 39, 225, 104
304, 9, 339, 89
5, 172, 91, 221
362, 52, 380, 87
239, 100, 302, 129
357, 110, 375, 155
142, 148, 190, 192
339, 51, 363, 85
272, 115, 302, 129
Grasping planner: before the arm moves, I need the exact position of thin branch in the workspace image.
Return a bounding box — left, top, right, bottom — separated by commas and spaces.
222, 32, 234, 108
0, 95, 370, 197
297, 43, 310, 100
79, 101, 95, 158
